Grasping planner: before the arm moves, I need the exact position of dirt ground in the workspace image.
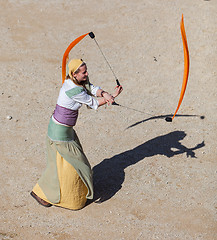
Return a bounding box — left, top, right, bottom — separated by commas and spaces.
0, 0, 216, 239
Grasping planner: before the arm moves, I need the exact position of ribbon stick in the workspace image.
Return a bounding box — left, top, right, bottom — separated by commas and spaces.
89, 32, 120, 86
172, 14, 190, 120
62, 32, 89, 84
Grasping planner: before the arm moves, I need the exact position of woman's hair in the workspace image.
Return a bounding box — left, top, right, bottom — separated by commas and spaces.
66, 74, 71, 79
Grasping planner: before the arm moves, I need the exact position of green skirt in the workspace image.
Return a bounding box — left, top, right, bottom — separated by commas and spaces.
33, 118, 93, 210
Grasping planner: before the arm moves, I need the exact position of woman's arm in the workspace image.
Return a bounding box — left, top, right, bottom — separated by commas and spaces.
96, 89, 114, 105
97, 97, 108, 107
96, 85, 123, 105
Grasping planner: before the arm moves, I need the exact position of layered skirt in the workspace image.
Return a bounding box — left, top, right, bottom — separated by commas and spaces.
32, 118, 93, 210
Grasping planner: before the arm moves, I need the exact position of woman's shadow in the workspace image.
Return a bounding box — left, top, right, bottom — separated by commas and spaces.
92, 131, 204, 203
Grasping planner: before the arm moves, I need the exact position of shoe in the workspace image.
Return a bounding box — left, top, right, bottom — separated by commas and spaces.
30, 191, 52, 207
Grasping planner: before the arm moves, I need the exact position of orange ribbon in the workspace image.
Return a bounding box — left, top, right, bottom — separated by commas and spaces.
62, 32, 90, 84
172, 15, 190, 120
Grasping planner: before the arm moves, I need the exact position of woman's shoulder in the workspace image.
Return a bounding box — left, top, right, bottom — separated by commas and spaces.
63, 80, 84, 98
65, 87, 84, 98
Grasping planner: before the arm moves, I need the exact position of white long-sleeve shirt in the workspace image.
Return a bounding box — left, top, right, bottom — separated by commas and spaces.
52, 79, 101, 126
56, 79, 100, 110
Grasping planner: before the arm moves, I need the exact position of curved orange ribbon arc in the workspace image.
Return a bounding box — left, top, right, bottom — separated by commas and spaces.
62, 32, 90, 84
172, 14, 190, 120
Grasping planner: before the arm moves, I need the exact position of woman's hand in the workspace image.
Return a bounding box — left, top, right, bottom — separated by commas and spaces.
113, 85, 123, 98
102, 92, 115, 105
97, 85, 123, 106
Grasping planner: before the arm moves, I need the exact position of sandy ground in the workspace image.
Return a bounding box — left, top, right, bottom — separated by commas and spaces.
0, 0, 216, 239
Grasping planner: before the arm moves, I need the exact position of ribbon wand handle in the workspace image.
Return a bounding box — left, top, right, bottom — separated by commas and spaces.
116, 79, 120, 86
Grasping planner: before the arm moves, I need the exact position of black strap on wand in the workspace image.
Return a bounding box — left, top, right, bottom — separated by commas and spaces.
89, 32, 120, 86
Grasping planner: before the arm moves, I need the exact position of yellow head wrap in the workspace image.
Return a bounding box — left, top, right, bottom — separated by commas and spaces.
68, 59, 84, 78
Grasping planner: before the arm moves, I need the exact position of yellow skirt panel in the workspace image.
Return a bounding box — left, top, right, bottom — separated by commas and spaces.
33, 151, 88, 210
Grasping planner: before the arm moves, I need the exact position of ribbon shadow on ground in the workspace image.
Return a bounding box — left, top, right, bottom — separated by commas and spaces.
126, 114, 205, 129
92, 131, 205, 203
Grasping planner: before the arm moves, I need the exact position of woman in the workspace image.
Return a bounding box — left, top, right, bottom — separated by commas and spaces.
31, 59, 123, 210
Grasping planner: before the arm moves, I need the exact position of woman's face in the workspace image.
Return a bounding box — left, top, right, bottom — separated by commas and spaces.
73, 64, 88, 83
